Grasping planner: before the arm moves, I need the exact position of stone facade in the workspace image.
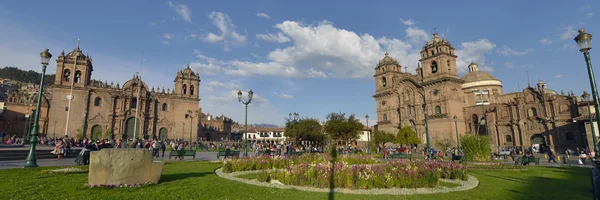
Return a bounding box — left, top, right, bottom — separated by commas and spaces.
373, 33, 588, 152
198, 112, 233, 141
47, 47, 201, 140
0, 92, 50, 137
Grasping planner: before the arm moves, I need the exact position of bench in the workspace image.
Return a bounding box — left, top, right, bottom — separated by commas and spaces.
290, 151, 304, 156
514, 156, 540, 166
168, 150, 196, 160
451, 155, 465, 163
390, 153, 412, 160
217, 150, 241, 159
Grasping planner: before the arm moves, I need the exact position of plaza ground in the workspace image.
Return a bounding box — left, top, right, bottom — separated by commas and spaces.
0, 160, 593, 200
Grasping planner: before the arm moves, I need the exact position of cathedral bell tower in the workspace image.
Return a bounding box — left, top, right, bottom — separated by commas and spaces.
174, 65, 201, 99
54, 46, 93, 88
419, 32, 458, 82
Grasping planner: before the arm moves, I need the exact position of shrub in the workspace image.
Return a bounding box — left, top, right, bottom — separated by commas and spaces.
460, 135, 491, 162
222, 154, 377, 173
256, 160, 466, 189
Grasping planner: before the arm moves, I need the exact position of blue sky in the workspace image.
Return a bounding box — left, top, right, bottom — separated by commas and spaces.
0, 1, 597, 126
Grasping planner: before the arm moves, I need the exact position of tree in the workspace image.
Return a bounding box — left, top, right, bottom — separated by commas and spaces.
394, 127, 421, 146
460, 134, 491, 161
323, 112, 364, 144
372, 130, 394, 152
285, 118, 326, 146
435, 138, 453, 151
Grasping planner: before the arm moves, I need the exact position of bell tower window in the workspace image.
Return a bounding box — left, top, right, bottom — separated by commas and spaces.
431, 61, 438, 73
190, 85, 195, 95
64, 70, 71, 82
381, 77, 387, 87
182, 84, 187, 95
75, 70, 82, 83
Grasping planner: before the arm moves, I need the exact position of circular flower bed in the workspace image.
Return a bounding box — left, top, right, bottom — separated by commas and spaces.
218, 154, 477, 194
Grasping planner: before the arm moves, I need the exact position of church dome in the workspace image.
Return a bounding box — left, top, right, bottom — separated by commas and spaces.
423, 33, 453, 49
461, 71, 500, 83
377, 52, 399, 67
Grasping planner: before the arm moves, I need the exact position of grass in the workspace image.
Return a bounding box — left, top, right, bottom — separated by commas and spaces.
0, 161, 592, 200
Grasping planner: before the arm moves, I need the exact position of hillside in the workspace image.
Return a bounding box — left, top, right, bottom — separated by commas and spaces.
0, 66, 56, 86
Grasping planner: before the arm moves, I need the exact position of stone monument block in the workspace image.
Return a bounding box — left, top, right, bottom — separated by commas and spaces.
88, 148, 164, 185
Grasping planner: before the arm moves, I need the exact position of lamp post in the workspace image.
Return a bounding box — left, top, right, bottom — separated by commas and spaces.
575, 29, 600, 158
473, 89, 490, 136
187, 110, 198, 150
238, 89, 253, 157
24, 48, 52, 168
418, 91, 431, 151
366, 114, 370, 155
453, 115, 460, 154
582, 91, 599, 157
23, 113, 29, 139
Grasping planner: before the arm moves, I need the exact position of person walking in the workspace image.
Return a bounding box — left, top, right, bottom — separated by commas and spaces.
151, 139, 160, 158
160, 140, 167, 158
54, 139, 65, 160
547, 149, 557, 163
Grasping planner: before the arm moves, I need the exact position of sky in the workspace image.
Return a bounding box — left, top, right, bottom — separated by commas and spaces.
0, 1, 598, 127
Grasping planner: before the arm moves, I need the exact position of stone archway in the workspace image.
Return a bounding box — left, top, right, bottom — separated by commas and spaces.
159, 127, 168, 140
91, 125, 102, 140
125, 117, 140, 139
205, 132, 211, 141
530, 134, 547, 153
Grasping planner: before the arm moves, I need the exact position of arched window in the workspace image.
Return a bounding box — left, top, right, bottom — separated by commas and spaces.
162, 103, 168, 111
407, 105, 412, 115
130, 98, 137, 109
381, 77, 387, 87
64, 69, 71, 82
434, 106, 441, 114
94, 97, 101, 106
447, 60, 451, 71
182, 84, 187, 95
383, 114, 388, 121
190, 85, 195, 95
506, 135, 512, 143
527, 108, 537, 117
431, 61, 438, 73
75, 70, 82, 83
566, 132, 574, 141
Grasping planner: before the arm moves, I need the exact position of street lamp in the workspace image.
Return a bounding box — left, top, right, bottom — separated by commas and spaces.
24, 48, 52, 168
418, 91, 431, 151
582, 91, 599, 157
575, 29, 600, 158
238, 89, 253, 157
453, 115, 460, 154
473, 89, 490, 136
365, 114, 371, 155
187, 110, 198, 150
23, 113, 29, 139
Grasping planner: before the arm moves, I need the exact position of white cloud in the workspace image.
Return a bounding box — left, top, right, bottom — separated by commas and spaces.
168, 1, 192, 23
582, 5, 592, 10
256, 32, 291, 43
190, 20, 495, 79
504, 62, 514, 68
539, 38, 552, 45
272, 92, 294, 99
455, 39, 497, 73
206, 80, 242, 92
256, 13, 270, 19
497, 45, 533, 56
161, 40, 169, 46
201, 11, 247, 51
399, 18, 418, 26
163, 33, 175, 40
250, 53, 260, 59
587, 13, 594, 18
554, 74, 563, 78
405, 27, 429, 44
559, 25, 577, 40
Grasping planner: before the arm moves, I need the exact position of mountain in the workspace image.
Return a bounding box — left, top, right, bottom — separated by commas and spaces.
0, 66, 55, 86
252, 123, 279, 128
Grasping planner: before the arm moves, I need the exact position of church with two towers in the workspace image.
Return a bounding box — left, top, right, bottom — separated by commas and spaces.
373, 32, 594, 152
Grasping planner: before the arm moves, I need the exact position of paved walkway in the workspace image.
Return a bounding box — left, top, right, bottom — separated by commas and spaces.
0, 151, 220, 170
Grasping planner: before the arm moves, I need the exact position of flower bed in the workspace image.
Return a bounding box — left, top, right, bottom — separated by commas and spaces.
256, 160, 467, 189
222, 154, 377, 173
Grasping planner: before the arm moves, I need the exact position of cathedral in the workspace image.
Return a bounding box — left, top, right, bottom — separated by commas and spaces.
48, 46, 201, 140
373, 32, 593, 152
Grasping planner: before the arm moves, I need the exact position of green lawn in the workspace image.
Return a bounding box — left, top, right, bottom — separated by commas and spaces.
0, 161, 592, 200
